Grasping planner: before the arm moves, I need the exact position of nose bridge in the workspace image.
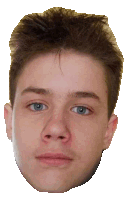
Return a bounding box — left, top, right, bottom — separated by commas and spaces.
47, 105, 68, 128
50, 95, 68, 120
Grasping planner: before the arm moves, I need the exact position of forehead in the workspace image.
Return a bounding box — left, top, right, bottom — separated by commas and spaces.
16, 51, 107, 103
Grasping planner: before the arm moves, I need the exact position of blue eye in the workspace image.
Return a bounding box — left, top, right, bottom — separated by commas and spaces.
29, 103, 47, 111
72, 106, 91, 115
28, 103, 91, 116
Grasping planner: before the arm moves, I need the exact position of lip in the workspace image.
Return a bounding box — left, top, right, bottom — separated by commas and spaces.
36, 153, 72, 159
36, 153, 73, 166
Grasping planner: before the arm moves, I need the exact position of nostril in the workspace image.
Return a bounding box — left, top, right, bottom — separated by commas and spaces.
46, 135, 51, 139
59, 136, 64, 139
45, 135, 65, 139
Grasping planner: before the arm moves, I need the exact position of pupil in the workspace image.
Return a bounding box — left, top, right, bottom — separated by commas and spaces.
34, 104, 42, 110
78, 107, 85, 113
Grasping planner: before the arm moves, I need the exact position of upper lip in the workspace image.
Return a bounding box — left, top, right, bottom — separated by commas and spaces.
36, 153, 72, 160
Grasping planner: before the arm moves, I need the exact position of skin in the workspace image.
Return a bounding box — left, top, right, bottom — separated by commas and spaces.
4, 50, 118, 193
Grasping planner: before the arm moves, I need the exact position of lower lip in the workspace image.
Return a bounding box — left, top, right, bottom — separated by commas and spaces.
37, 157, 72, 166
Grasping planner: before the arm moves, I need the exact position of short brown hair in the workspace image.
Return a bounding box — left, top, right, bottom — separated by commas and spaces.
9, 7, 124, 120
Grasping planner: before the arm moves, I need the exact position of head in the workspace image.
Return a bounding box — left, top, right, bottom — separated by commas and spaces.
4, 7, 123, 193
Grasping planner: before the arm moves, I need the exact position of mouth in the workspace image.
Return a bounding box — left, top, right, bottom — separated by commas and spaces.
36, 153, 73, 166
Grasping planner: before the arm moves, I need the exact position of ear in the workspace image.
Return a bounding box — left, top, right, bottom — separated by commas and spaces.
4, 103, 13, 141
103, 113, 118, 150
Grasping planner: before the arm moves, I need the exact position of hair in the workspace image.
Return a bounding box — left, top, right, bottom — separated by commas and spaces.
9, 7, 124, 121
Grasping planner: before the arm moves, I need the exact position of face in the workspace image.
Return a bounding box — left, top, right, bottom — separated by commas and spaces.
4, 50, 118, 193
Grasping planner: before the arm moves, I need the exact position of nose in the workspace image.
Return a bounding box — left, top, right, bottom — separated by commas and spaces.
43, 133, 68, 143
41, 115, 71, 144
44, 134, 65, 140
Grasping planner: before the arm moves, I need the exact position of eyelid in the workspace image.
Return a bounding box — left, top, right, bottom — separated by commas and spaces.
27, 102, 93, 115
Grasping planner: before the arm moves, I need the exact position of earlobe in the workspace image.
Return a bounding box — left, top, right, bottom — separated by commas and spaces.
4, 103, 13, 141
103, 114, 118, 150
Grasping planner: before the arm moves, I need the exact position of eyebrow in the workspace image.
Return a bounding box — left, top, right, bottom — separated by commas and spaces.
21, 86, 101, 102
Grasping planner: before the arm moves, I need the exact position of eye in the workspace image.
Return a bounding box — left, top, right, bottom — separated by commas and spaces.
27, 103, 92, 116
72, 106, 92, 115
28, 103, 47, 111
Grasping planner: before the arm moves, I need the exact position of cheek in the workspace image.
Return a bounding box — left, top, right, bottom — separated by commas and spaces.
72, 119, 105, 154
12, 113, 39, 157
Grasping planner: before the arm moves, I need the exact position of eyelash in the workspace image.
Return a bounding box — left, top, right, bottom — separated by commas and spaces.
27, 102, 93, 116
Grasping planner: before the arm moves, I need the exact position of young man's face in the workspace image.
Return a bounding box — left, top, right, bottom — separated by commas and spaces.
4, 50, 118, 193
